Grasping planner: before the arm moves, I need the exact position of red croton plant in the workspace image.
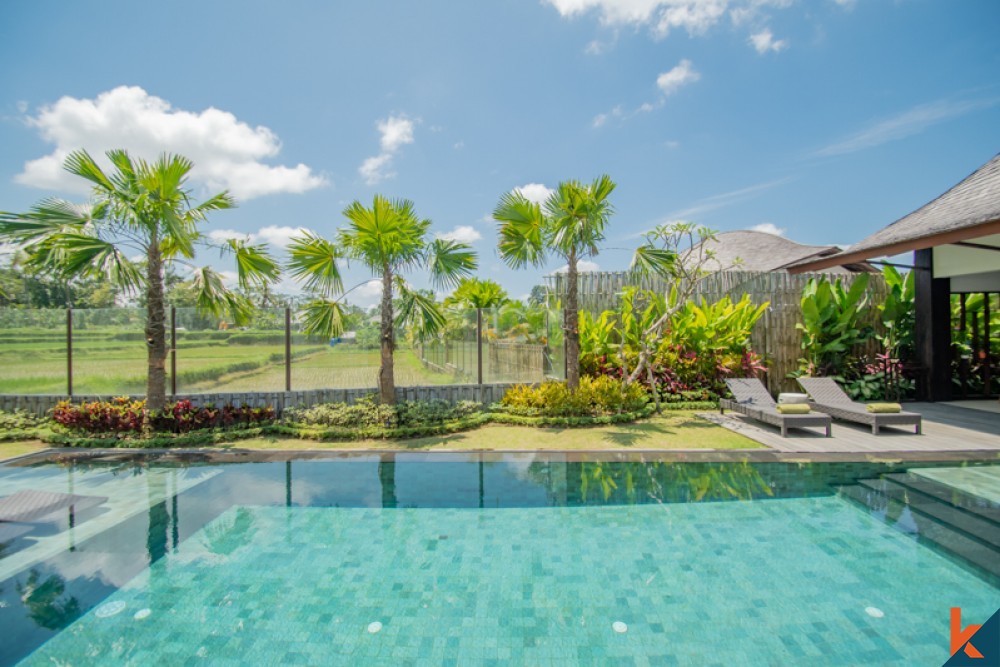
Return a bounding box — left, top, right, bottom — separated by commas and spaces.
52, 397, 275, 435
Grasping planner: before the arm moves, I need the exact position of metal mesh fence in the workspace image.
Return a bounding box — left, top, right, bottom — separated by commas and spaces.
0, 305, 566, 396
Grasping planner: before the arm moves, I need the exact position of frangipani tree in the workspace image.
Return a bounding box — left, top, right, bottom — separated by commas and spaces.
0, 149, 280, 413
288, 195, 476, 404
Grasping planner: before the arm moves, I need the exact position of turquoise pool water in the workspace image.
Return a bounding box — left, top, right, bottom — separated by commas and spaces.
1, 455, 997, 665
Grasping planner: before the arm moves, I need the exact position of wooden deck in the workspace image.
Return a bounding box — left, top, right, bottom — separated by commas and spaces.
702, 402, 1000, 453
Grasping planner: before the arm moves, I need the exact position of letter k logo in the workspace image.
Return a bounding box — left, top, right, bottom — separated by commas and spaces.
952, 608, 984, 659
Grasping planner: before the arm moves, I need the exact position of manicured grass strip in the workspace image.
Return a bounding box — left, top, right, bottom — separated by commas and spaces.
30, 410, 757, 451
43, 427, 271, 449
0, 440, 50, 461
225, 411, 759, 451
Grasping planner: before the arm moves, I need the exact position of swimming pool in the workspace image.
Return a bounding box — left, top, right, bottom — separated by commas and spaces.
1, 452, 997, 665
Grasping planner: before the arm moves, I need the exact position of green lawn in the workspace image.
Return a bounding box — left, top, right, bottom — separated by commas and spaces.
220, 411, 758, 451
0, 440, 49, 461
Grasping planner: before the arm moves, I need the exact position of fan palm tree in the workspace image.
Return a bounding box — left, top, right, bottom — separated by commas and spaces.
288, 195, 476, 404
493, 176, 616, 390
444, 277, 510, 309
0, 149, 280, 413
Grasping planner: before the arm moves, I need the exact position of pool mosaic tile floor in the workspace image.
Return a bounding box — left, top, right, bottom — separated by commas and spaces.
20, 496, 998, 666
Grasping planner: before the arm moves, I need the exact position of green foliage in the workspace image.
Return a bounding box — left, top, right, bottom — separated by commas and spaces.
579, 290, 768, 400
284, 394, 398, 428
0, 410, 47, 441
445, 278, 510, 309
878, 265, 915, 356
795, 274, 872, 376
498, 377, 648, 417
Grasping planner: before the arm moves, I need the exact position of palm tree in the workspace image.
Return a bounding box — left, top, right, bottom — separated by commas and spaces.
0, 149, 280, 413
288, 195, 476, 404
493, 176, 615, 390
444, 277, 510, 309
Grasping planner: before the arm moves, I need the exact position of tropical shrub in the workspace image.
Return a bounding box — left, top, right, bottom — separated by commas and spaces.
283, 396, 483, 429
795, 274, 872, 377
0, 410, 47, 440
283, 395, 398, 428
52, 397, 274, 435
580, 290, 768, 401
498, 376, 648, 417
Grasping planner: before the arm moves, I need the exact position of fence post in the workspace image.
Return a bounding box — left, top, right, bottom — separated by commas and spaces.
66, 307, 73, 398
285, 307, 292, 392
477, 308, 483, 386
170, 306, 177, 396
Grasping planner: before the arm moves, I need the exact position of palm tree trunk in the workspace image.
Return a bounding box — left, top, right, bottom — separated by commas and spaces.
565, 250, 580, 391
145, 233, 168, 414
378, 266, 395, 404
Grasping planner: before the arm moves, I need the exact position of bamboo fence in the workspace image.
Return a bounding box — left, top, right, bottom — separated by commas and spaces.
546, 270, 890, 394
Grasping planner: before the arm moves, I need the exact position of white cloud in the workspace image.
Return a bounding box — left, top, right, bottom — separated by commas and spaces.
592, 105, 624, 128
453, 141, 465, 150
657, 59, 700, 96
833, 0, 856, 9
664, 140, 680, 149
208, 224, 311, 249
359, 114, 415, 185
436, 225, 482, 244
749, 29, 787, 54
359, 154, 394, 185
750, 223, 786, 236
554, 259, 601, 273
514, 183, 556, 205
377, 115, 415, 152
346, 279, 385, 308
815, 97, 999, 157
663, 176, 793, 220
14, 86, 327, 200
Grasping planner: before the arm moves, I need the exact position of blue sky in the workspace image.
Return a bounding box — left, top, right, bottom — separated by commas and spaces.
1, 0, 998, 305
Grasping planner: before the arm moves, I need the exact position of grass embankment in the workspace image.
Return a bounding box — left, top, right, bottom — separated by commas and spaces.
222, 411, 758, 451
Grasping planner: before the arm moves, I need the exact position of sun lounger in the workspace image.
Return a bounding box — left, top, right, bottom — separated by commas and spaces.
720, 378, 832, 437
796, 377, 922, 435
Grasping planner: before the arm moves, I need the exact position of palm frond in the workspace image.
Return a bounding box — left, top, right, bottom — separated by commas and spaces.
298, 299, 346, 339
341, 195, 429, 272
426, 238, 476, 289
396, 282, 447, 339
0, 199, 97, 241
63, 150, 115, 193
192, 266, 255, 325
287, 231, 344, 296
46, 233, 145, 293
224, 239, 281, 290
494, 192, 546, 269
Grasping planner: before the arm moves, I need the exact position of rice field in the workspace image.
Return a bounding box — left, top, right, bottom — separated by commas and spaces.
0, 328, 460, 395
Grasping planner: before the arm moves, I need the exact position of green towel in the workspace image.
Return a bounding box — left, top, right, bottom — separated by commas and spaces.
866, 403, 902, 413
776, 403, 811, 414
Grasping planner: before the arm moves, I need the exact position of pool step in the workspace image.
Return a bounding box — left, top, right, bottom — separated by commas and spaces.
880, 472, 1000, 526
857, 478, 1000, 549
837, 483, 1000, 583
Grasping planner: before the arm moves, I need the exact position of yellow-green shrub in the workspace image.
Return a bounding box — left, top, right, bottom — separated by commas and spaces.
499, 377, 648, 417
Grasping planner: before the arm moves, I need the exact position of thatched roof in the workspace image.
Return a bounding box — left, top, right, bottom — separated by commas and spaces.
694, 230, 872, 274
790, 152, 1000, 272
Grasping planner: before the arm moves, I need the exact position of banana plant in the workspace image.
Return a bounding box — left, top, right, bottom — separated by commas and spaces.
796, 274, 873, 376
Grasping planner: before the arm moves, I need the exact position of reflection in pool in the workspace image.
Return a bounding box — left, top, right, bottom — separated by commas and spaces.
1, 454, 997, 665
